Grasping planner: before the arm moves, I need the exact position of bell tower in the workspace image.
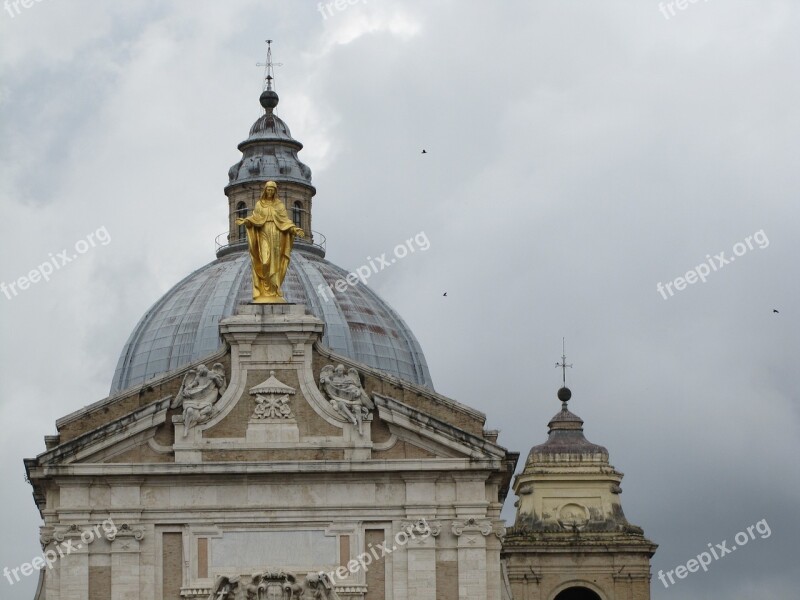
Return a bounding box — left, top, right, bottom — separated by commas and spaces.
502, 352, 657, 600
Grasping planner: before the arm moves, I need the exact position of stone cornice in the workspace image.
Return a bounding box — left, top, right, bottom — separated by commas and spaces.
501, 533, 658, 556
373, 393, 508, 460
26, 457, 507, 479
32, 398, 172, 467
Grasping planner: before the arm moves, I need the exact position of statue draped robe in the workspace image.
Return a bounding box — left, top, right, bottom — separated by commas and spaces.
240, 198, 297, 301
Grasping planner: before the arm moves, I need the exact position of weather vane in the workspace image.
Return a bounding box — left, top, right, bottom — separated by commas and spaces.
555, 337, 573, 388
256, 39, 283, 91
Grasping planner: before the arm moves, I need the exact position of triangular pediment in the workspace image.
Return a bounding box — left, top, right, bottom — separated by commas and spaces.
33, 397, 174, 467
372, 393, 508, 460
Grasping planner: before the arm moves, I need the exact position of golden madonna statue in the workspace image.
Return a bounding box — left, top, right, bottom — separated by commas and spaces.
236, 181, 305, 303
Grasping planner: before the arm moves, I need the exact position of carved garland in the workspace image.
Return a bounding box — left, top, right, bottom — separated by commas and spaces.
451, 518, 506, 541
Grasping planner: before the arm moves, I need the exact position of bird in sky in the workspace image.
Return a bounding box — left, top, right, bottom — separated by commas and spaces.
421, 149, 427, 154
443, 292, 447, 297
773, 309, 779, 313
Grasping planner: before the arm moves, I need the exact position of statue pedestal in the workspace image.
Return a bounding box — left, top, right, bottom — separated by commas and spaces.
220, 303, 325, 365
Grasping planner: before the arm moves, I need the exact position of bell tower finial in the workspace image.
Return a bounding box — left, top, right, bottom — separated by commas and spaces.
555, 338, 573, 407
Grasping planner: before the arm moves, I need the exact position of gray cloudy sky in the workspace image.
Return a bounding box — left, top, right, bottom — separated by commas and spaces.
1, 1, 798, 598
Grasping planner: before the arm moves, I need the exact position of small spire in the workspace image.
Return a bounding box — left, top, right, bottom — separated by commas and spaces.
555, 338, 573, 408
256, 40, 282, 112
256, 40, 283, 92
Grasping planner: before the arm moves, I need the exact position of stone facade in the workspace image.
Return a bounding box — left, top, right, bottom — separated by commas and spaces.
26, 304, 517, 600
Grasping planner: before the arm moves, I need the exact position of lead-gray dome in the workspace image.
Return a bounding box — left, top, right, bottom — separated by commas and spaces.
110, 248, 434, 394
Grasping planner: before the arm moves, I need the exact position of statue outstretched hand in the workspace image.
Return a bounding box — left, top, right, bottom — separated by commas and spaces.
293, 228, 305, 238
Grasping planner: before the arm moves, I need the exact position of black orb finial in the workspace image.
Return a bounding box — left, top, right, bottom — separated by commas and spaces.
256, 40, 282, 111
260, 89, 279, 110
555, 338, 573, 408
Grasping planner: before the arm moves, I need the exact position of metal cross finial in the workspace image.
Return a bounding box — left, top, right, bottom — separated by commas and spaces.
555, 337, 573, 387
256, 39, 283, 91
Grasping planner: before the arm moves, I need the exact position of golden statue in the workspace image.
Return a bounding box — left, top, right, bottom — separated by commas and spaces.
236, 181, 305, 303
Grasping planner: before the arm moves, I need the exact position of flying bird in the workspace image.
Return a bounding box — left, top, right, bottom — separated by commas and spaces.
443, 292, 447, 297
421, 149, 427, 154
773, 309, 779, 313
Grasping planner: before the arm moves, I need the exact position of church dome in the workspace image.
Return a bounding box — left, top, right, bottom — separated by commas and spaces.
111, 54, 433, 396
110, 247, 434, 394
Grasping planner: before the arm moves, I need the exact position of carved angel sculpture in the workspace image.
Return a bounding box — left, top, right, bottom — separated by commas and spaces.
209, 575, 243, 600
173, 363, 227, 437
319, 364, 375, 435
301, 572, 340, 599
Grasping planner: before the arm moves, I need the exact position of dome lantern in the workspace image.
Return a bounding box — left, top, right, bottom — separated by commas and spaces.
222, 42, 317, 258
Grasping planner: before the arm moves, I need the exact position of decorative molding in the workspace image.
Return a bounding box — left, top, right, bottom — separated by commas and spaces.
518, 483, 533, 495
207, 570, 341, 599
451, 518, 493, 537
557, 503, 590, 531
43, 524, 97, 547
400, 519, 442, 546
249, 372, 296, 420
147, 436, 175, 455
371, 433, 398, 452
400, 519, 442, 538
494, 524, 507, 541
106, 523, 145, 542
41, 522, 142, 549
180, 587, 212, 599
